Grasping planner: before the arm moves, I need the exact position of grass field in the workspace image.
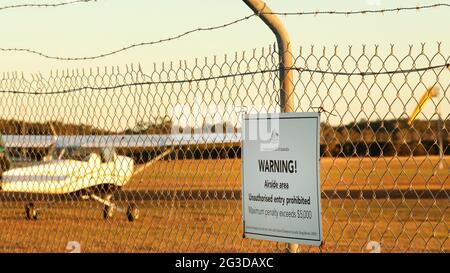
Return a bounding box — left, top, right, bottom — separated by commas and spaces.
0, 156, 447, 252
127, 156, 449, 191
0, 199, 447, 252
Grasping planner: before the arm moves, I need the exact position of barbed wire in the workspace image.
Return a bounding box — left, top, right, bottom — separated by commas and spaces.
0, 14, 256, 61
0, 4, 449, 61
1, 63, 448, 95
296, 63, 450, 76
0, 0, 97, 11
267, 3, 450, 16
3, 1, 446, 14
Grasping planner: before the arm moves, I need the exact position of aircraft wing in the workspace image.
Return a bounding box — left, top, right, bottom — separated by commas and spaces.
1, 133, 242, 149
1, 135, 56, 148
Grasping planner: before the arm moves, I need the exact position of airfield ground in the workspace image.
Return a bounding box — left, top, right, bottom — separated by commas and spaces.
0, 199, 447, 252
127, 156, 449, 191
0, 156, 447, 252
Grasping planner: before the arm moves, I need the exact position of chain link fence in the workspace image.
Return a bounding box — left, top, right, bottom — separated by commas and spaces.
0, 43, 448, 252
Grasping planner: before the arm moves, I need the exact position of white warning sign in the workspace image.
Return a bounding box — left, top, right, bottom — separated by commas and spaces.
242, 112, 322, 246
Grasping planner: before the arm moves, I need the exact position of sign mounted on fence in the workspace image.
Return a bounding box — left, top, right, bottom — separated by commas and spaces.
242, 112, 322, 246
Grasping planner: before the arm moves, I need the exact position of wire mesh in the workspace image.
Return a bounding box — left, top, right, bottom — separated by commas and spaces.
0, 43, 448, 252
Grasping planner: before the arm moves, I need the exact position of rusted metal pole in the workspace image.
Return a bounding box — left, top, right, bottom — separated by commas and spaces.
243, 0, 298, 253
243, 0, 294, 113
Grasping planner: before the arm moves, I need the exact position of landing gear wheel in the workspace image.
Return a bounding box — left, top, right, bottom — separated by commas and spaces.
126, 203, 139, 222
103, 205, 114, 220
25, 203, 38, 220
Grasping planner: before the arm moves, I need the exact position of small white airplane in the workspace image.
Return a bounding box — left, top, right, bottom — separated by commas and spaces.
0, 145, 138, 221
0, 132, 241, 222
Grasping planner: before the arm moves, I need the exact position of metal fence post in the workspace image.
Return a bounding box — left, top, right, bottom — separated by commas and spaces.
243, 0, 294, 113
243, 0, 297, 253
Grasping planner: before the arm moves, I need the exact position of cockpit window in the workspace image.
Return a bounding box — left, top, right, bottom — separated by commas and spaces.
58, 147, 116, 163
59, 148, 92, 162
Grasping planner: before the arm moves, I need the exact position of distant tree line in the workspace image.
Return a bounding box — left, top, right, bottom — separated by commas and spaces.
320, 118, 449, 157
0, 117, 447, 161
123, 116, 238, 135
0, 119, 113, 135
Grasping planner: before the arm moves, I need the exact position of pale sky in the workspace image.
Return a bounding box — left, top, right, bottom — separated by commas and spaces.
0, 0, 448, 131
0, 0, 448, 71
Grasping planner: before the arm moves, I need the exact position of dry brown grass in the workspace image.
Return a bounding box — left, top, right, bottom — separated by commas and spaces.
0, 156, 447, 252
0, 199, 447, 252
127, 156, 449, 191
